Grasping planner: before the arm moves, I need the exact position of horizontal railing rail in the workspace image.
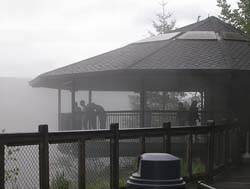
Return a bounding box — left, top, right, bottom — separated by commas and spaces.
0, 120, 240, 189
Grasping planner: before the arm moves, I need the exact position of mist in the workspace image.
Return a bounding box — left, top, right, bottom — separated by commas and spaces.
0, 77, 132, 133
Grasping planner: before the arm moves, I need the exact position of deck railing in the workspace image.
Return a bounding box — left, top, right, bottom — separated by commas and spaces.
60, 110, 231, 130
0, 120, 240, 189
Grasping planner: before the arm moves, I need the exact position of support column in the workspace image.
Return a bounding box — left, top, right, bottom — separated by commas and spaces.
58, 89, 61, 131
71, 80, 76, 130
200, 91, 205, 124
140, 79, 145, 128
88, 90, 92, 104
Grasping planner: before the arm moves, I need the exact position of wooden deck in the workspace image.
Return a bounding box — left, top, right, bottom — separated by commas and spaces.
212, 163, 250, 189
192, 162, 250, 189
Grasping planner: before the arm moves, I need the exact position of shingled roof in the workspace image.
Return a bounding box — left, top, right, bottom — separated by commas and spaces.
30, 16, 250, 89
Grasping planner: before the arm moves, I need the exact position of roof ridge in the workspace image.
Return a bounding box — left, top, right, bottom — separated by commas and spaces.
125, 38, 179, 69
173, 17, 211, 32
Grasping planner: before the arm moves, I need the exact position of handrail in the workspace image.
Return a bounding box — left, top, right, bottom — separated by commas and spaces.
0, 124, 235, 145
0, 121, 240, 189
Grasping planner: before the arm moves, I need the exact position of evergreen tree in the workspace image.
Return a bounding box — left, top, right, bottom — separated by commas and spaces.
152, 1, 176, 35
129, 1, 186, 111
217, 0, 250, 35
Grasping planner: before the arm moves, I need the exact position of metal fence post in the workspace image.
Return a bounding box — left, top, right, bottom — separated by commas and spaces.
0, 143, 4, 189
187, 130, 193, 179
78, 138, 85, 189
163, 122, 171, 153
39, 125, 49, 189
207, 120, 215, 180
235, 120, 241, 165
224, 126, 229, 167
110, 123, 119, 189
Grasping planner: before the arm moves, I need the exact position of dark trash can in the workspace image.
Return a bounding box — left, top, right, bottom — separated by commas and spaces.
127, 153, 185, 189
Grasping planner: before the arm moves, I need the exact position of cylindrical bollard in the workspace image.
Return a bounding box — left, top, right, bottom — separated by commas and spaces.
127, 153, 185, 189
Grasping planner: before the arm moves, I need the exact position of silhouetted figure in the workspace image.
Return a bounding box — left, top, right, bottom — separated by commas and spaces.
176, 102, 187, 126
74, 102, 82, 130
188, 101, 200, 126
80, 100, 86, 111
83, 103, 97, 130
93, 103, 107, 129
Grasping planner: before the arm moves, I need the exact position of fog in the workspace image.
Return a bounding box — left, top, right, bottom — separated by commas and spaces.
0, 77, 131, 133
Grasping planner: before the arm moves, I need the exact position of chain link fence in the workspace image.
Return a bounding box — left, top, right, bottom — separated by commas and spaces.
5, 145, 39, 189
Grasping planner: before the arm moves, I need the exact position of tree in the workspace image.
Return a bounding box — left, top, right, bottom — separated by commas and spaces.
151, 1, 176, 35
129, 1, 187, 112
217, 0, 250, 35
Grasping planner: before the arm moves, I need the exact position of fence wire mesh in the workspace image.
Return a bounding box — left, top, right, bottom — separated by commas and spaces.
119, 138, 140, 188
50, 143, 78, 189
5, 145, 39, 189
85, 139, 110, 189
171, 135, 189, 177
192, 134, 207, 175
145, 137, 164, 153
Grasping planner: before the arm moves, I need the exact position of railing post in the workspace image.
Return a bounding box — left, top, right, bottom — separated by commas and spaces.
207, 120, 215, 181
187, 130, 193, 179
139, 136, 146, 154
110, 123, 119, 189
78, 138, 85, 189
224, 126, 230, 167
0, 143, 4, 189
39, 124, 49, 189
235, 119, 241, 165
163, 122, 171, 153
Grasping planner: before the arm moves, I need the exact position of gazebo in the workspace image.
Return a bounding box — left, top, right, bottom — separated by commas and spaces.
30, 16, 250, 130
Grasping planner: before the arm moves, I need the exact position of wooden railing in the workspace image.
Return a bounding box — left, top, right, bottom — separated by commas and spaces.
0, 120, 240, 189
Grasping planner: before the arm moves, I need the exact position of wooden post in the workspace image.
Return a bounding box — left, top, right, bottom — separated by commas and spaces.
163, 122, 171, 153
187, 131, 193, 179
71, 81, 76, 130
88, 90, 92, 104
224, 127, 230, 167
235, 121, 241, 165
140, 91, 145, 128
207, 120, 215, 180
110, 123, 119, 189
0, 143, 4, 189
39, 124, 49, 189
78, 138, 85, 189
58, 89, 61, 131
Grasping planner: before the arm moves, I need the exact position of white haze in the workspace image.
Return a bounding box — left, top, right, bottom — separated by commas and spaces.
0, 77, 131, 133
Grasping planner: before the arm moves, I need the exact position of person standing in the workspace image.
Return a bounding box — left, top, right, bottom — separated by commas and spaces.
188, 101, 200, 126
93, 103, 107, 129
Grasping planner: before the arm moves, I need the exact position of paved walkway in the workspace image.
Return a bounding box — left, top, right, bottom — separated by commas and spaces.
212, 164, 250, 189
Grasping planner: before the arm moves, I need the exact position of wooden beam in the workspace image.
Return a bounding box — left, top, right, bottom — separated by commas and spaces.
58, 89, 61, 131
78, 138, 86, 189
0, 144, 4, 189
110, 123, 119, 189
39, 125, 49, 189
71, 81, 76, 130
140, 79, 145, 128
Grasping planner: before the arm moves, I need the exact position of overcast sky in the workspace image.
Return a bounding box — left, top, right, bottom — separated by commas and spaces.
0, 0, 238, 78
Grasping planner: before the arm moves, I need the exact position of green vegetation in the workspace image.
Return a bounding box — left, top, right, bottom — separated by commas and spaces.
2, 129, 20, 185
50, 172, 72, 189
180, 158, 206, 176
217, 0, 250, 35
